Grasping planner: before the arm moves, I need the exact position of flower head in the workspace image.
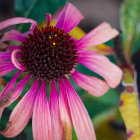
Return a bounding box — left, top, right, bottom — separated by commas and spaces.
0, 2, 122, 140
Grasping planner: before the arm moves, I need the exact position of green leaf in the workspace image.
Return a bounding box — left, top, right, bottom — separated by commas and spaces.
120, 0, 140, 52
81, 88, 120, 118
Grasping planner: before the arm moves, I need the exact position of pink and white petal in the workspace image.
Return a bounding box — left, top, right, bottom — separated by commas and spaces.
72, 71, 109, 97
33, 80, 52, 140
64, 78, 96, 140
77, 52, 123, 88
49, 80, 63, 140
76, 22, 119, 49
0, 79, 39, 138
0, 70, 21, 103
56, 2, 84, 32
59, 79, 72, 139
0, 52, 11, 62
0, 17, 37, 30
1, 30, 25, 42
8, 46, 20, 52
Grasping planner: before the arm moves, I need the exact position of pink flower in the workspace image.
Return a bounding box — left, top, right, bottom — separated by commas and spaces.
0, 2, 122, 140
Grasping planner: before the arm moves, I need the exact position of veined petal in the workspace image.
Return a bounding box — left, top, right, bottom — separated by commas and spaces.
33, 80, 52, 140
64, 78, 96, 140
0, 52, 11, 62
1, 30, 25, 42
56, 2, 84, 32
0, 62, 16, 77
0, 17, 37, 30
76, 22, 119, 49
72, 71, 109, 97
0, 71, 21, 102
77, 52, 123, 88
49, 80, 63, 140
0, 79, 39, 138
59, 79, 72, 140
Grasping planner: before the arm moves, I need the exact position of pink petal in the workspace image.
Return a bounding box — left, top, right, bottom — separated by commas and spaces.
33, 80, 52, 140
76, 22, 119, 49
72, 71, 109, 97
59, 79, 72, 139
0, 52, 11, 62
49, 80, 63, 140
0, 62, 16, 77
1, 30, 25, 42
8, 46, 20, 52
56, 2, 84, 32
46, 14, 51, 27
77, 51, 123, 88
0, 71, 21, 102
0, 17, 37, 30
0, 79, 39, 138
64, 78, 96, 140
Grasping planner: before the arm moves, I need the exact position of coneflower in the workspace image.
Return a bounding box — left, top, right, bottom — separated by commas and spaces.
0, 2, 122, 140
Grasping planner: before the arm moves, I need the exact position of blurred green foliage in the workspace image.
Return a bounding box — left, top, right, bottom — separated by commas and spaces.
120, 0, 140, 53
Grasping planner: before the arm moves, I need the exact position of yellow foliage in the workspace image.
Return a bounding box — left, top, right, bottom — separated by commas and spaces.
119, 92, 140, 140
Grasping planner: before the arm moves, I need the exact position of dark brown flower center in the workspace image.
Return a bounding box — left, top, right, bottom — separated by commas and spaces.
20, 26, 77, 81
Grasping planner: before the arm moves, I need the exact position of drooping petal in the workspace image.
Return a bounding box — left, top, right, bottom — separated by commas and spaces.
77, 51, 123, 88
0, 52, 11, 62
64, 78, 96, 140
0, 79, 39, 138
0, 17, 37, 30
72, 71, 109, 97
59, 79, 72, 140
0, 62, 16, 77
49, 80, 63, 140
0, 74, 30, 120
33, 80, 52, 140
56, 2, 84, 32
0, 71, 21, 104
1, 30, 25, 42
76, 22, 119, 49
